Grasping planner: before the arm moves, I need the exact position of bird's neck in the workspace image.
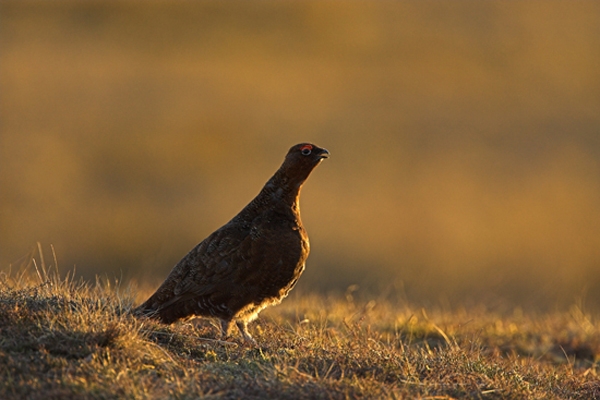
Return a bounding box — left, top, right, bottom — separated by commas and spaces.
247, 165, 311, 215
263, 169, 304, 206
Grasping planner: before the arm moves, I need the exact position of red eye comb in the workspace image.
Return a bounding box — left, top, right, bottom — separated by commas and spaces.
300, 144, 313, 151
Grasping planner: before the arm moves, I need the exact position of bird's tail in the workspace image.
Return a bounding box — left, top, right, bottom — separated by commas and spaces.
131, 298, 187, 324
131, 301, 158, 319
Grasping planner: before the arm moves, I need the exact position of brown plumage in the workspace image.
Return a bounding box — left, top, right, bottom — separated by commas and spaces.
135, 143, 329, 343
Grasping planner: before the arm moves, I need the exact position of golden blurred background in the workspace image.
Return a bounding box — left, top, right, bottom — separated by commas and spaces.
2, 1, 600, 311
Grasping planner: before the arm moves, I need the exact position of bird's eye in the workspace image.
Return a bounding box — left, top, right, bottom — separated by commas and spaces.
300, 144, 312, 155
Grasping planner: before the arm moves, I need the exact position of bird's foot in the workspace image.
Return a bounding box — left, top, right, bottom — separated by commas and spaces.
236, 320, 257, 346
219, 319, 233, 339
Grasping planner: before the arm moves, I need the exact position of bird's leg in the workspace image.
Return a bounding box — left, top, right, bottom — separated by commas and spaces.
220, 319, 232, 339
236, 320, 257, 345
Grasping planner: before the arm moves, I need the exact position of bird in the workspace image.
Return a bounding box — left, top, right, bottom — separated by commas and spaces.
135, 142, 329, 344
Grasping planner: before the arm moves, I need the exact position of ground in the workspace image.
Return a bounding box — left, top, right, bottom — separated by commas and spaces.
0, 267, 599, 399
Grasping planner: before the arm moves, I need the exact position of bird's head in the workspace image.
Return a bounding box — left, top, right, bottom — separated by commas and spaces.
286, 143, 329, 165
278, 143, 329, 187
259, 143, 329, 200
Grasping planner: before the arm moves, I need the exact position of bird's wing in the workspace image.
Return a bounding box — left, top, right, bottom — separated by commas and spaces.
152, 225, 252, 311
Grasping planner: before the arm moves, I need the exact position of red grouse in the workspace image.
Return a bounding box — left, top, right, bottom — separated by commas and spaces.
135, 143, 329, 343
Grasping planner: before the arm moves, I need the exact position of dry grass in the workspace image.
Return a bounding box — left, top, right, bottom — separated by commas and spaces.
1, 256, 599, 399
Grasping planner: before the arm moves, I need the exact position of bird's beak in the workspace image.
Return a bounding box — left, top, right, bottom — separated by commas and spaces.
318, 148, 330, 160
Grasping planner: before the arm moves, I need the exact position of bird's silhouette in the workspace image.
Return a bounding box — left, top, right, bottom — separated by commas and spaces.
135, 143, 329, 343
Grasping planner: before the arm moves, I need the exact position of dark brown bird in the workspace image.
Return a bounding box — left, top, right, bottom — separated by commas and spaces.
135, 143, 329, 343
